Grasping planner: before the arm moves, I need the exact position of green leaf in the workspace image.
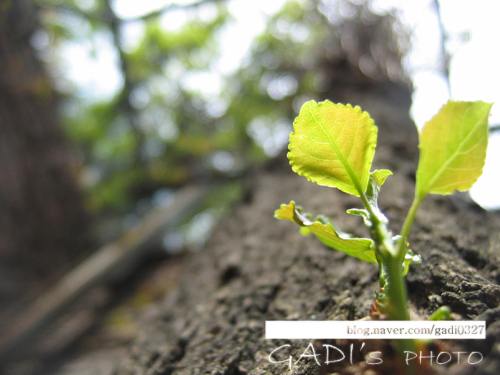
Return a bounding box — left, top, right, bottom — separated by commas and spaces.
371, 169, 393, 187
429, 306, 452, 321
275, 201, 377, 263
402, 249, 422, 276
366, 169, 392, 207
288, 100, 378, 196
415, 100, 493, 198
346, 208, 371, 227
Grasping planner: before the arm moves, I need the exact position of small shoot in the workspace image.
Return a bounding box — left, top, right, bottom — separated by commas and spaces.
275, 99, 492, 323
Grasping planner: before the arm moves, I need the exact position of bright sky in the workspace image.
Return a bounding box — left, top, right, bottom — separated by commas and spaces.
58, 0, 500, 209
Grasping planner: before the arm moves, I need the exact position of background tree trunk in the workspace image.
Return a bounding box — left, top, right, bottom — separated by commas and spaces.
0, 0, 90, 324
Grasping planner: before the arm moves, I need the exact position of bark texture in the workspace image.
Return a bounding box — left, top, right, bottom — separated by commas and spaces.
115, 79, 500, 375
104, 4, 500, 374
0, 0, 90, 323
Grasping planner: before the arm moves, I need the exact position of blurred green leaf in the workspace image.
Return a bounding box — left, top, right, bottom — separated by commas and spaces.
415, 100, 492, 199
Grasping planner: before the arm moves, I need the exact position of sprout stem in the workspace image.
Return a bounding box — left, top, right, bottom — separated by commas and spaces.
397, 195, 424, 261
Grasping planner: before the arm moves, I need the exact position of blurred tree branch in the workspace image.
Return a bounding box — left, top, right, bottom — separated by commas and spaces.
34, 0, 230, 23
130, 0, 229, 22
433, 0, 451, 96
490, 124, 500, 133
102, 0, 145, 164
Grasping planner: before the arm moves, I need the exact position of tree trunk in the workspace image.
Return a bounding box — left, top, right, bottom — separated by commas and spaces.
114, 6, 500, 375
0, 0, 90, 321
115, 68, 500, 375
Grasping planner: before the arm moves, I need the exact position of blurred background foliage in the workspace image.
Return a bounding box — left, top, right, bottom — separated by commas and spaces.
29, 0, 411, 247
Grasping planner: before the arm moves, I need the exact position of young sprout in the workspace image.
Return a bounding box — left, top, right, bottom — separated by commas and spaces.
275, 100, 492, 360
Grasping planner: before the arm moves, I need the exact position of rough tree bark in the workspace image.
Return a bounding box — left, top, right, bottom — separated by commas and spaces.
0, 0, 90, 324
114, 7, 500, 375
114, 80, 500, 375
